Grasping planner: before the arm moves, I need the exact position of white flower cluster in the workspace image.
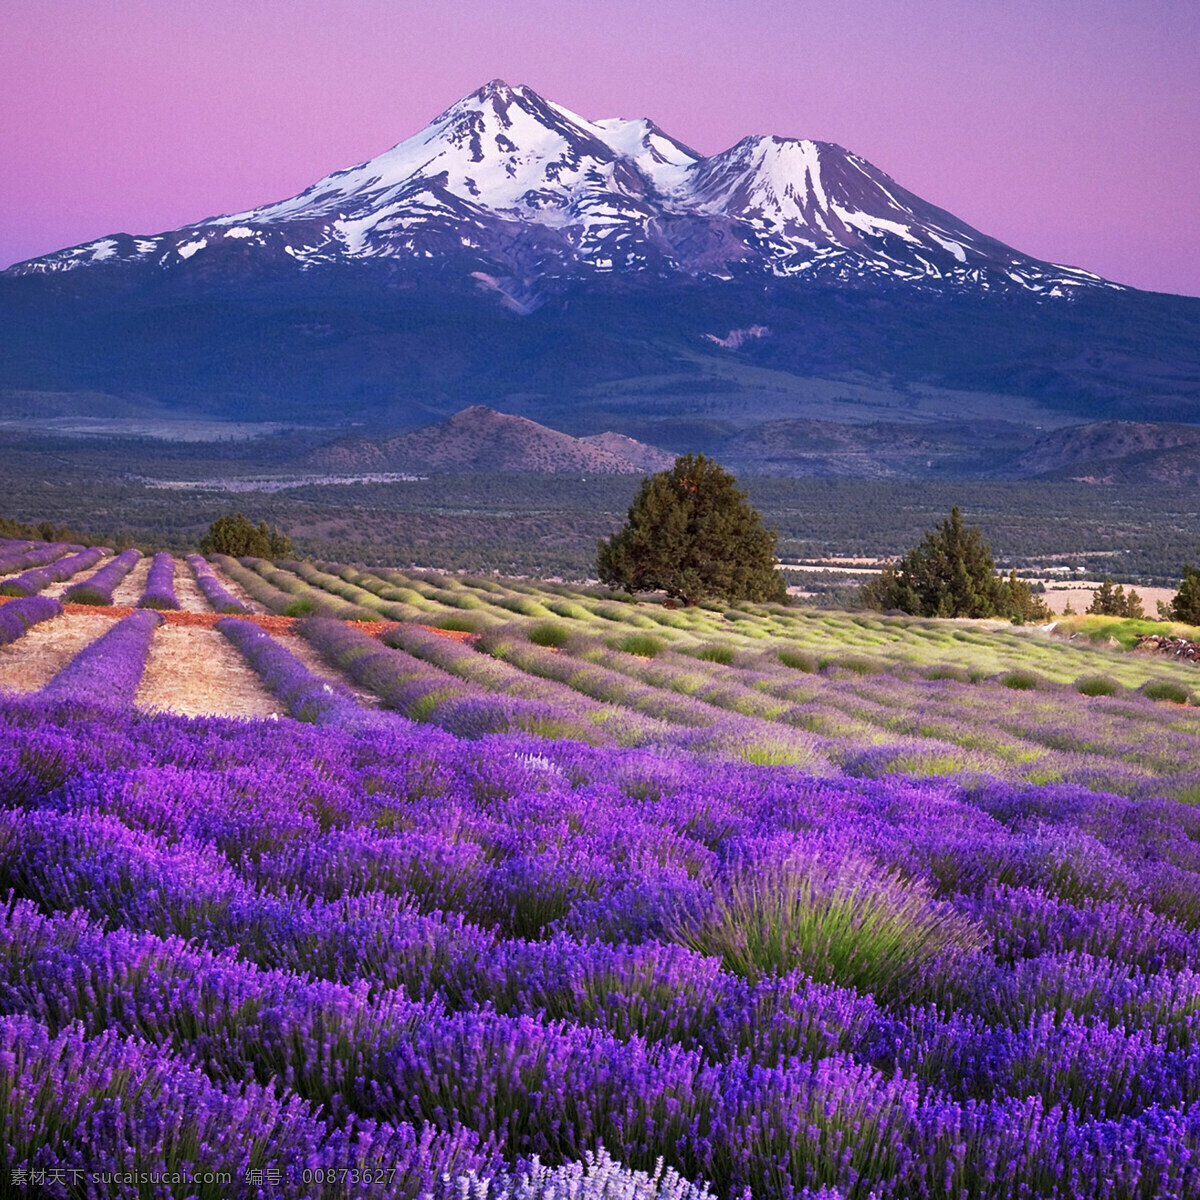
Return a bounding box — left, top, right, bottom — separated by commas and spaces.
448, 1149, 719, 1200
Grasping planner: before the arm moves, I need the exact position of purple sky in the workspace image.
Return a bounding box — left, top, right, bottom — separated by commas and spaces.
3, 0, 1197, 295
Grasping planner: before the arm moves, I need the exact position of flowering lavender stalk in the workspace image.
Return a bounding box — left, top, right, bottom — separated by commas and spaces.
137, 551, 180, 610
0, 545, 107, 597
0, 595, 62, 646
216, 616, 361, 723
42, 608, 162, 705
186, 553, 251, 614
62, 547, 142, 606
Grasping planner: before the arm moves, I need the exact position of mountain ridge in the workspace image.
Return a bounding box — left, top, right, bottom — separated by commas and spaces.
6, 79, 1114, 299
1, 81, 1197, 455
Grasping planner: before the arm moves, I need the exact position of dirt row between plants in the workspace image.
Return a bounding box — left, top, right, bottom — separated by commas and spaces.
1, 594, 475, 717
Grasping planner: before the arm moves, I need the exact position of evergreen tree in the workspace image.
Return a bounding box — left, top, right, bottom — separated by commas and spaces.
1087, 577, 1145, 618
1002, 570, 1053, 623
199, 513, 292, 559
1166, 562, 1200, 625
862, 507, 1013, 618
597, 454, 786, 606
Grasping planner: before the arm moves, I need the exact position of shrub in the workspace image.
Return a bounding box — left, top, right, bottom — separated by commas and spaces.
1141, 680, 1192, 705
616, 633, 664, 658
1075, 674, 1122, 697
924, 664, 970, 683
672, 843, 977, 1003
62, 548, 142, 606
822, 655, 880, 677
138, 552, 180, 611
777, 648, 818, 672
998, 669, 1041, 691
528, 623, 572, 648
696, 644, 736, 665
435, 615, 483, 634
0, 595, 62, 646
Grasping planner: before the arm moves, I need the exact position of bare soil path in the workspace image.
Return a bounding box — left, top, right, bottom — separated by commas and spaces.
110, 555, 153, 607
136, 624, 284, 718
173, 559, 214, 613
0, 612, 112, 693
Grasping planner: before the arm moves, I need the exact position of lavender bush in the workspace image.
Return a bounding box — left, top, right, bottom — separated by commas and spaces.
0, 541, 78, 577
40, 608, 162, 705
137, 551, 180, 610
61, 547, 142, 606
0, 595, 63, 646
187, 554, 252, 614
216, 616, 362, 723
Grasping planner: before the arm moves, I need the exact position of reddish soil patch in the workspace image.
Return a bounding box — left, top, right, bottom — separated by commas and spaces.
9, 594, 468, 646
429, 627, 476, 643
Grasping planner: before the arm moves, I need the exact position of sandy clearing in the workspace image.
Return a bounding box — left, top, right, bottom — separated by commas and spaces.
136, 624, 285, 718
110, 555, 153, 607
0, 611, 112, 693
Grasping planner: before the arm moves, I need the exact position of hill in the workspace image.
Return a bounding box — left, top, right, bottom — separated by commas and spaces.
309, 406, 675, 474
1005, 420, 1200, 484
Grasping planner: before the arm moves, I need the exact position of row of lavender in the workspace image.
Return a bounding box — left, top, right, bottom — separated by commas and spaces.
0, 541, 255, 613
0, 540, 78, 576
1, 679, 1198, 1197
0, 545, 109, 598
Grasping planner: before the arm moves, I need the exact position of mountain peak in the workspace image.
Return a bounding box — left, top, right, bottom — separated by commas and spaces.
6, 80, 1118, 297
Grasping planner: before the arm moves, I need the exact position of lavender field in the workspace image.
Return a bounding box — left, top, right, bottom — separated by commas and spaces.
2, 542, 1200, 1198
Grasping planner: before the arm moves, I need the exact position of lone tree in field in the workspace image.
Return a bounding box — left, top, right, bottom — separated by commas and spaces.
1161, 561, 1200, 625
597, 454, 787, 606
862, 506, 1049, 621
199, 513, 292, 559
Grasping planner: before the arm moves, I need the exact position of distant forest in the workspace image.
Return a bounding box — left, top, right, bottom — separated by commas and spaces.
0, 436, 1195, 583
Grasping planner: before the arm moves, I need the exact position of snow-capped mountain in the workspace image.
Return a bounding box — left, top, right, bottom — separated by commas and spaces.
7, 80, 1113, 297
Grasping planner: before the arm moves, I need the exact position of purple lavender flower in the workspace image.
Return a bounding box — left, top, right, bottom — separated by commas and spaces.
41, 608, 162, 705
0, 545, 107, 597
186, 553, 251, 613
0, 595, 62, 646
216, 616, 362, 723
137, 551, 180, 610
62, 547, 142, 606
